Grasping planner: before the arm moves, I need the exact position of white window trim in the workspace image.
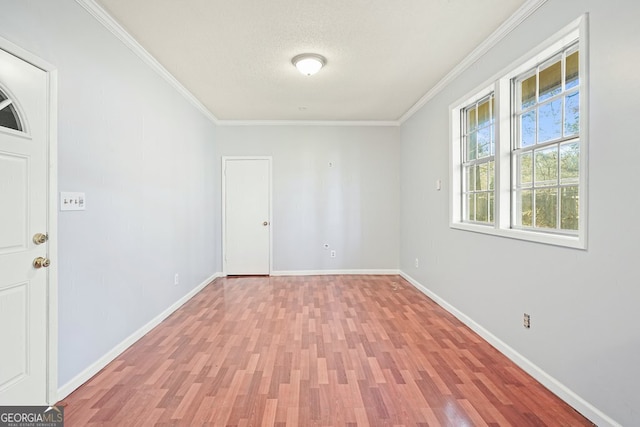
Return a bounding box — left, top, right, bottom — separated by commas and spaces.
449, 14, 588, 249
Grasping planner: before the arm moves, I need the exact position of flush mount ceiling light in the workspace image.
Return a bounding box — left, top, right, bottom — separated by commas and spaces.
292, 53, 326, 76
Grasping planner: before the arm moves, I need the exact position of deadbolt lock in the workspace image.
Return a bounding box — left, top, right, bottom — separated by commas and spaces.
33, 257, 51, 269
33, 233, 48, 245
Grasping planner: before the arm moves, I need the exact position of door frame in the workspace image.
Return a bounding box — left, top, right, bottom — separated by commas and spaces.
222, 156, 273, 275
0, 36, 59, 404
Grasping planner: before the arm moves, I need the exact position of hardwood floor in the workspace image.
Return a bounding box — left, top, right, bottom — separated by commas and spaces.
59, 275, 593, 426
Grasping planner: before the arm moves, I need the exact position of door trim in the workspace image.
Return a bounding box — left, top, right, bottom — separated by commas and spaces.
0, 36, 58, 404
222, 156, 273, 275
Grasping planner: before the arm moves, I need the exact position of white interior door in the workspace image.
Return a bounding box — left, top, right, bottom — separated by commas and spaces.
224, 158, 271, 275
0, 48, 49, 404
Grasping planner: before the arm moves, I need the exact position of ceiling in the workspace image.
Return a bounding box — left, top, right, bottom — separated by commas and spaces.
94, 0, 527, 122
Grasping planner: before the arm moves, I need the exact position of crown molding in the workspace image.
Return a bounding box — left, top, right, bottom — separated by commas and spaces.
76, 0, 546, 128
75, 0, 219, 125
399, 0, 548, 124
216, 119, 400, 127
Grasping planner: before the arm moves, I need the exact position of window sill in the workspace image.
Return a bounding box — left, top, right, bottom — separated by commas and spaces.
450, 221, 586, 250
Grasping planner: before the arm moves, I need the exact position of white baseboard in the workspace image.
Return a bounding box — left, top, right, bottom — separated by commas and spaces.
57, 272, 223, 400
271, 269, 400, 276
399, 271, 620, 427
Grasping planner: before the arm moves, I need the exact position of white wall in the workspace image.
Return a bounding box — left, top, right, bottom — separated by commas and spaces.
400, 1, 640, 425
218, 126, 400, 273
0, 1, 220, 388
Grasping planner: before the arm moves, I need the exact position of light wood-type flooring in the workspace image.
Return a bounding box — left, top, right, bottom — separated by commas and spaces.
59, 275, 593, 426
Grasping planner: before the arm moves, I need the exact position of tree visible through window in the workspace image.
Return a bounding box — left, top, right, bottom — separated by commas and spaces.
514, 45, 580, 232
461, 94, 495, 224
450, 17, 586, 248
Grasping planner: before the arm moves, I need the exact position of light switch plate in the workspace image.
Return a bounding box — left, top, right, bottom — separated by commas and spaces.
60, 192, 86, 211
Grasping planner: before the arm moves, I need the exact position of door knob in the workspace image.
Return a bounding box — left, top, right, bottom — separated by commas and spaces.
33, 233, 48, 245
263, 221, 269, 226
33, 257, 51, 269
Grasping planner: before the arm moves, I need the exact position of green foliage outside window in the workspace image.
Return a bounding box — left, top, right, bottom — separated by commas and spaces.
515, 47, 580, 232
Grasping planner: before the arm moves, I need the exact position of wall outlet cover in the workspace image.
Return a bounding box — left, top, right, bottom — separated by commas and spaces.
523, 313, 531, 329
60, 192, 86, 211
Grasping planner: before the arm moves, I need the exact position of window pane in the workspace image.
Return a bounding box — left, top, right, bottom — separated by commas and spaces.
477, 126, 491, 158
490, 126, 495, 155
564, 91, 579, 137
561, 186, 579, 230
466, 165, 475, 191
489, 192, 495, 223
467, 106, 477, 131
565, 50, 579, 90
519, 152, 533, 187
490, 97, 495, 123
478, 99, 491, 128
538, 99, 562, 142
539, 59, 562, 102
521, 74, 536, 109
476, 193, 488, 222
521, 110, 536, 147
520, 190, 533, 227
477, 163, 488, 191
560, 142, 579, 184
0, 103, 22, 131
535, 188, 558, 228
535, 146, 558, 186
466, 193, 475, 222
466, 132, 477, 161
488, 161, 495, 190
0, 89, 23, 132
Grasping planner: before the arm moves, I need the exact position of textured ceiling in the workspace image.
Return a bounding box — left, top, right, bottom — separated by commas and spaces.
95, 0, 526, 122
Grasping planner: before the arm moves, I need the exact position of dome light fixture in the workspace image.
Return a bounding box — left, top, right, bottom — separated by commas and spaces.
292, 53, 326, 76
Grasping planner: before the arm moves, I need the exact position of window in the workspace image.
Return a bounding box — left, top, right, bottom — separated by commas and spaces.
450, 16, 587, 249
462, 94, 495, 224
0, 88, 23, 132
514, 45, 580, 232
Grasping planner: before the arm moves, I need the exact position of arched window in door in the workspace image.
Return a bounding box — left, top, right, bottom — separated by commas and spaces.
0, 87, 23, 132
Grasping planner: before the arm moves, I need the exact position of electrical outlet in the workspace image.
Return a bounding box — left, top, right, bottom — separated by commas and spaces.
523, 313, 531, 329
415, 258, 419, 268
330, 250, 336, 258
174, 274, 180, 286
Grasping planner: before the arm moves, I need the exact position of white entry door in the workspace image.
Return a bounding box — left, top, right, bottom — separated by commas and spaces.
0, 48, 49, 404
223, 158, 271, 275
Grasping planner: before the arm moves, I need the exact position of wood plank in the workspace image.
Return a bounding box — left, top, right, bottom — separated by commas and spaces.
58, 275, 594, 426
